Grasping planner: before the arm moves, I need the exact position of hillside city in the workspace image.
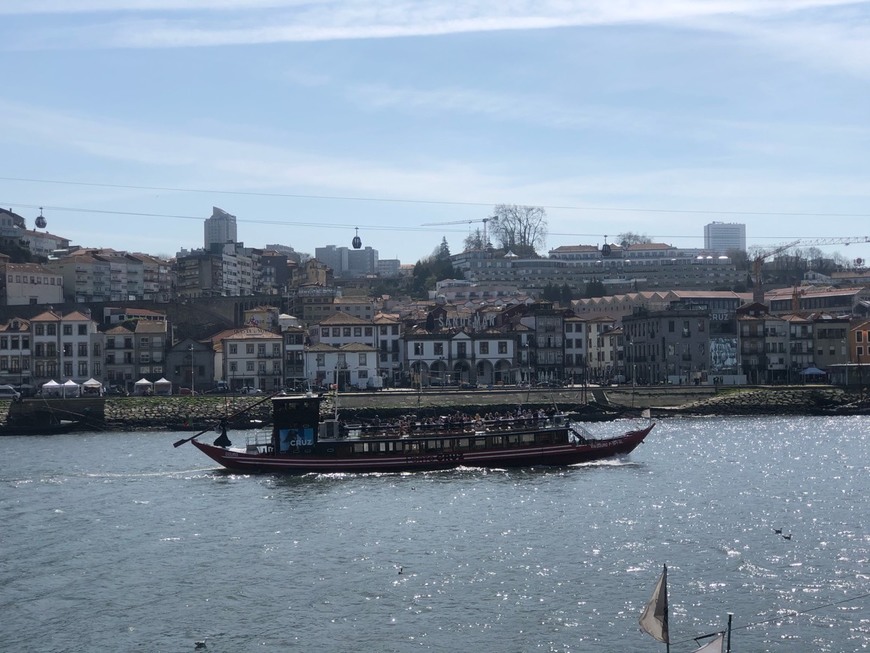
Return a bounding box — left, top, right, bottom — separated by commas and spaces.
1, 206, 870, 396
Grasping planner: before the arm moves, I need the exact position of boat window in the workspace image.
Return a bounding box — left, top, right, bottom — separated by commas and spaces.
353, 443, 368, 454
507, 435, 519, 446
521, 433, 535, 444
473, 438, 487, 449
456, 438, 469, 450
536, 433, 554, 445
425, 439, 441, 451
404, 441, 420, 454
490, 436, 504, 447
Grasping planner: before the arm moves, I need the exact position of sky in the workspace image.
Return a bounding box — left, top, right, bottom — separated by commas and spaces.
1, 1, 870, 266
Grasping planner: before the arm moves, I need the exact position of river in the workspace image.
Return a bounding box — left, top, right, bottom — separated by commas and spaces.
1, 415, 867, 652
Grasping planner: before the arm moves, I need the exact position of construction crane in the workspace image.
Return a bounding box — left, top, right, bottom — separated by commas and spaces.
751, 236, 870, 304
421, 216, 499, 250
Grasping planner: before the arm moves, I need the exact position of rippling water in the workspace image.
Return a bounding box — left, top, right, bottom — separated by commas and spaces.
1, 416, 868, 652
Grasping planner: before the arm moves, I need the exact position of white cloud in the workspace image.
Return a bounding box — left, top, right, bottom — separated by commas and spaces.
2, 1, 865, 45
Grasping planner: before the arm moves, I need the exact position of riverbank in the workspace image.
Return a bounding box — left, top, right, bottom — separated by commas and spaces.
3, 385, 867, 432
638, 385, 870, 417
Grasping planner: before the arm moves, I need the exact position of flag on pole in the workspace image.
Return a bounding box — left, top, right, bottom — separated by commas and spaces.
639, 564, 669, 644
692, 633, 724, 653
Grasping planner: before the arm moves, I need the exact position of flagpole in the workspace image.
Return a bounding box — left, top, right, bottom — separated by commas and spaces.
726, 613, 732, 653
666, 563, 670, 653
664, 564, 670, 653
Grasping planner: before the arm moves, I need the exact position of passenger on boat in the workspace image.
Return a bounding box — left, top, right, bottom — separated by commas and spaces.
213, 417, 232, 447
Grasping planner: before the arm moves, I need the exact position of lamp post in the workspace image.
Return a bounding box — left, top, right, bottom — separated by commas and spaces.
189, 344, 195, 395
525, 342, 531, 385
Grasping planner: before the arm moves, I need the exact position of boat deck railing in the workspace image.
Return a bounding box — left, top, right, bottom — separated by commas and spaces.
245, 430, 275, 454
334, 413, 571, 440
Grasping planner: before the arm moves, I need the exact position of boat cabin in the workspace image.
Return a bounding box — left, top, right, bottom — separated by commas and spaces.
243, 393, 576, 459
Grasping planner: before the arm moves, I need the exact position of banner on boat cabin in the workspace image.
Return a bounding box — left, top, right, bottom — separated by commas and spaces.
278, 427, 315, 452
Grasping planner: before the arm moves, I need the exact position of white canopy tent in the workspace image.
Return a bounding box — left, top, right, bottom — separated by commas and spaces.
41, 379, 62, 397
133, 378, 154, 396
81, 378, 104, 396
62, 379, 81, 397
153, 377, 173, 396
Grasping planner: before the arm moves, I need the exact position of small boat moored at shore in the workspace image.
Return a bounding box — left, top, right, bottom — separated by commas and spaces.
0, 417, 82, 436
185, 393, 654, 474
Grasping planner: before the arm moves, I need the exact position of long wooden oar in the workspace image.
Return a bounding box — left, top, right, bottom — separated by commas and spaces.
172, 392, 278, 448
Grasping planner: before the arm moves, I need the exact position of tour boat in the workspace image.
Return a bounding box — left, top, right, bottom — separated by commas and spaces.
184, 393, 654, 474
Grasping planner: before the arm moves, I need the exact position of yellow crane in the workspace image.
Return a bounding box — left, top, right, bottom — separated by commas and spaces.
752, 236, 870, 304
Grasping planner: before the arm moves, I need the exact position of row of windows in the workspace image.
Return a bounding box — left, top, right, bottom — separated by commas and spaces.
33, 362, 99, 377
8, 274, 61, 285
227, 361, 283, 373
0, 336, 29, 349
32, 323, 90, 337
33, 343, 100, 358
227, 343, 283, 356
321, 327, 375, 338
315, 353, 370, 367
412, 341, 511, 356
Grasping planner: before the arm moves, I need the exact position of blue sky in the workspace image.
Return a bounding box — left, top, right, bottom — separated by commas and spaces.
1, 1, 869, 266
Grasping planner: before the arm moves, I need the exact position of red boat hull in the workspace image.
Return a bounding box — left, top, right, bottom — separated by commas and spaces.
191, 424, 653, 474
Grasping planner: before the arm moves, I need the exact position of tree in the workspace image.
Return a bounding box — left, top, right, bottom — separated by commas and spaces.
0, 238, 39, 263
490, 205, 548, 257
463, 228, 485, 252
618, 232, 652, 247
584, 279, 606, 298
725, 248, 749, 271
410, 255, 463, 299
560, 283, 574, 305
434, 236, 451, 261
542, 282, 559, 302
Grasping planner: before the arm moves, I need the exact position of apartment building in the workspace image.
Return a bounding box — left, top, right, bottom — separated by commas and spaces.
1, 261, 64, 306
305, 341, 379, 390
0, 318, 31, 389
216, 327, 284, 392
30, 310, 102, 386
623, 307, 712, 385
374, 314, 403, 385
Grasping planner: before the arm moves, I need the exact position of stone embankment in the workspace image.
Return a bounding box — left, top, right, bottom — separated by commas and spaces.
633, 387, 870, 417
5, 386, 867, 432
92, 386, 870, 427
102, 396, 274, 431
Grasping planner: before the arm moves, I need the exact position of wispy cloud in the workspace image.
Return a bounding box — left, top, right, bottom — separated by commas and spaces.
0, 98, 506, 203
2, 1, 866, 47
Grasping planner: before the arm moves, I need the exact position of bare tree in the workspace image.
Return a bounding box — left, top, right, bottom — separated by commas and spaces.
618, 232, 652, 247
463, 228, 486, 252
490, 205, 548, 257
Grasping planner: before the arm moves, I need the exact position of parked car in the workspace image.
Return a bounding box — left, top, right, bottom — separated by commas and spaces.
0, 384, 21, 400
240, 386, 263, 395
